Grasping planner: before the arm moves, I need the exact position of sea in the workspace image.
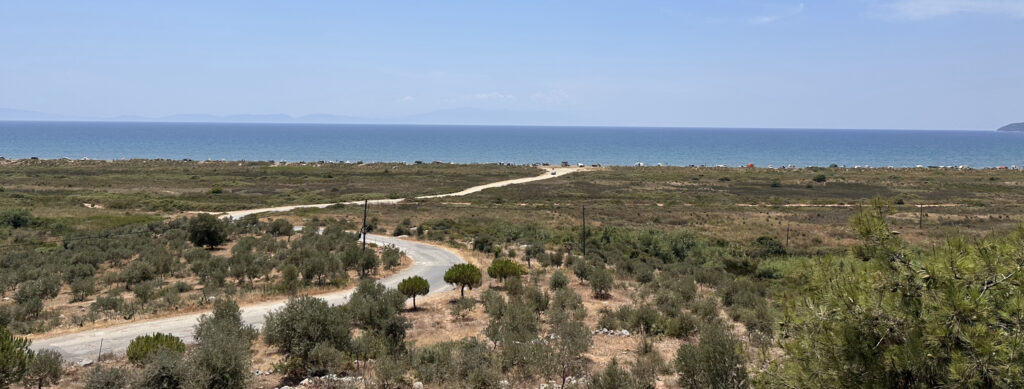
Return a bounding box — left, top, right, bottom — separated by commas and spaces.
1, 121, 1023, 168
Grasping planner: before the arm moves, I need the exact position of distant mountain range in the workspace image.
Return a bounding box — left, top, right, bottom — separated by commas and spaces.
996, 122, 1024, 132
0, 107, 575, 126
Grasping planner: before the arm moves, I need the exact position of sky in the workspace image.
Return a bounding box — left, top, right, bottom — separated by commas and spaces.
0, 0, 1022, 130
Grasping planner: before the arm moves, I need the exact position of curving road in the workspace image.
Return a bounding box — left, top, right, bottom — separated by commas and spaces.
33, 167, 587, 361
30, 235, 463, 363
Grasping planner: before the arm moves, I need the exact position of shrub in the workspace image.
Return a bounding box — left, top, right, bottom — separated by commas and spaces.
71, 278, 96, 302
392, 218, 413, 236
664, 313, 699, 338
750, 236, 786, 258
589, 266, 613, 298
689, 297, 721, 322
190, 299, 256, 389
268, 219, 294, 237
0, 326, 32, 387
263, 296, 352, 376
0, 209, 32, 229
549, 271, 569, 289
133, 280, 160, 306
523, 286, 549, 313
450, 298, 476, 321
137, 348, 188, 389
675, 323, 747, 389
126, 333, 186, 365
23, 348, 63, 389
572, 259, 592, 281
471, 233, 496, 253
813, 174, 827, 183
589, 358, 648, 389
381, 244, 402, 270
307, 342, 348, 376
487, 259, 526, 283
84, 367, 130, 389
187, 213, 227, 248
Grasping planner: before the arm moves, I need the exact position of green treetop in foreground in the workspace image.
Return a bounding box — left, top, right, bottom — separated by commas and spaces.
398, 276, 430, 310
444, 264, 482, 298
763, 198, 1024, 388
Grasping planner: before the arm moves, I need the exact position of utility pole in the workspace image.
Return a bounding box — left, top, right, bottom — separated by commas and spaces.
362, 199, 368, 251
919, 204, 923, 229
786, 225, 791, 249
96, 338, 104, 364
581, 205, 587, 257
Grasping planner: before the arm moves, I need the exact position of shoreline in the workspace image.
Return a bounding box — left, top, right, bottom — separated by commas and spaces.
0, 157, 1021, 170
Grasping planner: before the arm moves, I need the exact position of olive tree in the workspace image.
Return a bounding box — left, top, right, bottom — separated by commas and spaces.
187, 213, 227, 249
23, 349, 63, 389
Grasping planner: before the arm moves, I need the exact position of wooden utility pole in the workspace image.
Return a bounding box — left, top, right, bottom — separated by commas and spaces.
96, 338, 104, 364
919, 204, 924, 229
581, 205, 587, 257
362, 199, 368, 251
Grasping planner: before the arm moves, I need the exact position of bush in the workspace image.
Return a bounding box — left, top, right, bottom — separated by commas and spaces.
71, 278, 96, 302
0, 209, 32, 229
813, 174, 827, 183
0, 326, 32, 387
664, 313, 699, 338
133, 280, 160, 306
263, 296, 352, 377
23, 348, 63, 389
84, 366, 130, 389
675, 323, 747, 389
137, 348, 189, 389
268, 219, 294, 237
549, 271, 569, 289
190, 299, 256, 389
450, 298, 476, 321
392, 218, 413, 236
187, 213, 227, 248
487, 259, 526, 283
750, 236, 786, 258
572, 259, 592, 281
589, 266, 613, 298
381, 244, 402, 270
307, 342, 348, 376
126, 333, 186, 365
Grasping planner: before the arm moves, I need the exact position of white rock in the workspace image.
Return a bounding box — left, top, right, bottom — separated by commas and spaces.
413, 382, 424, 389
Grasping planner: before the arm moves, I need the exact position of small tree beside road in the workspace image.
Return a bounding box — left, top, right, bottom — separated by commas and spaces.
398, 276, 430, 310
444, 264, 482, 298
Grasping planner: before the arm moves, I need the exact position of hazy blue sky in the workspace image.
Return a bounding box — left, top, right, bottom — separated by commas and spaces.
1, 1, 1022, 129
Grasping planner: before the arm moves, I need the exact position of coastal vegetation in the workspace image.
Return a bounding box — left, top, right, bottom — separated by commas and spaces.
2, 160, 1024, 387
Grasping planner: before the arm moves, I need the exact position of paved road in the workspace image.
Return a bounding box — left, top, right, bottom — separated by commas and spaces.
217, 166, 584, 220
30, 235, 463, 363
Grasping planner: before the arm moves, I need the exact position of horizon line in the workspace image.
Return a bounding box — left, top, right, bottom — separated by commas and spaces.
0, 118, 992, 132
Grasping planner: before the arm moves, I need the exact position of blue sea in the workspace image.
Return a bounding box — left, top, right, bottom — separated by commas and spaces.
1, 121, 1023, 168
